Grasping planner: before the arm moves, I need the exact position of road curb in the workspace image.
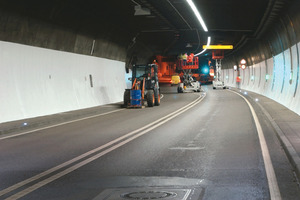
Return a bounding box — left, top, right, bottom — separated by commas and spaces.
229, 88, 300, 181
255, 101, 300, 181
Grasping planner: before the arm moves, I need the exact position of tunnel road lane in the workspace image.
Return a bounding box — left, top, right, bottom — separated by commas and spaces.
1, 85, 300, 199
228, 90, 281, 200
0, 90, 206, 199
0, 109, 126, 140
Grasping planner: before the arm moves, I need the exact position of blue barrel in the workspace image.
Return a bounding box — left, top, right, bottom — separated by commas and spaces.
130, 90, 142, 107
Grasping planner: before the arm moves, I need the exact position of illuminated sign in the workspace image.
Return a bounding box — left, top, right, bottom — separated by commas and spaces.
241, 64, 246, 70
203, 45, 233, 49
240, 59, 246, 65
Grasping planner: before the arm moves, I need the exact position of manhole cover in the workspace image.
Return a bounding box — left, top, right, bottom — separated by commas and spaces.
121, 191, 177, 199
92, 187, 202, 200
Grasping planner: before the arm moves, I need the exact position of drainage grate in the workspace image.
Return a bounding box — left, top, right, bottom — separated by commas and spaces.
121, 191, 177, 199
92, 187, 199, 200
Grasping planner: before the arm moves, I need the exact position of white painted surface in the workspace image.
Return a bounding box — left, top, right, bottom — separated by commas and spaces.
0, 41, 127, 123
223, 42, 300, 116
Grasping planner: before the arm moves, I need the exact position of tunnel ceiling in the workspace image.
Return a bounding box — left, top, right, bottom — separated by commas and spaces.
0, 0, 288, 59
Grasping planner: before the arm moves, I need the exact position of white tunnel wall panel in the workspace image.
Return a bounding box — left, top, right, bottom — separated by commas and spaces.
222, 42, 300, 116
261, 61, 268, 94
271, 52, 284, 101
264, 58, 274, 98
243, 66, 250, 91
279, 49, 291, 106
241, 67, 246, 89
223, 69, 229, 86
258, 62, 266, 95
226, 69, 232, 87
226, 69, 231, 86
229, 69, 237, 88
290, 43, 300, 114
0, 41, 127, 123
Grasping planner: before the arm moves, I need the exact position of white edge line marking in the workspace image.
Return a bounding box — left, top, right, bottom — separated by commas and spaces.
1, 93, 168, 140
0, 109, 126, 140
1, 94, 205, 198
229, 90, 281, 200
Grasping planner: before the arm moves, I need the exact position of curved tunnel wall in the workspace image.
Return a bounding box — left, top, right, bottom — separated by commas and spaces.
0, 41, 128, 123
223, 41, 300, 116
222, 1, 300, 116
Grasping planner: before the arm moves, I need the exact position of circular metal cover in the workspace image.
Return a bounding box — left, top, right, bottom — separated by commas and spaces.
121, 190, 177, 199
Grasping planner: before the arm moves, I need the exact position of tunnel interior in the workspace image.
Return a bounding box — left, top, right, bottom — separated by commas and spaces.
1, 0, 300, 122
0, 0, 297, 68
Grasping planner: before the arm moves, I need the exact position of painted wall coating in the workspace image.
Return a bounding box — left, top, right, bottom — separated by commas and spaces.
0, 41, 127, 123
223, 42, 300, 116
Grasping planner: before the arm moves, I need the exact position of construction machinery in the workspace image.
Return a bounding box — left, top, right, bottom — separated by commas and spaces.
176, 54, 201, 93
123, 64, 160, 108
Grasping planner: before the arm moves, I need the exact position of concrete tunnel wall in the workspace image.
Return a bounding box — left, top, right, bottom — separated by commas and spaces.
0, 41, 129, 123
222, 41, 300, 116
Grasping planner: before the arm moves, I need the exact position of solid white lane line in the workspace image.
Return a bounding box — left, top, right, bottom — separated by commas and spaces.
0, 94, 205, 198
183, 189, 192, 200
1, 93, 159, 140
0, 109, 125, 140
229, 90, 282, 200
6, 93, 206, 200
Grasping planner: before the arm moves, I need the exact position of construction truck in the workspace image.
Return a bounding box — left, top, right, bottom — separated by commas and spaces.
123, 64, 160, 108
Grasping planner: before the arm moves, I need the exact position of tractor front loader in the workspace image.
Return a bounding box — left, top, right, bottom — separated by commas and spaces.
124, 64, 160, 108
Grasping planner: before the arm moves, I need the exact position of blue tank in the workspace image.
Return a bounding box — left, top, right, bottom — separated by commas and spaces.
130, 90, 142, 107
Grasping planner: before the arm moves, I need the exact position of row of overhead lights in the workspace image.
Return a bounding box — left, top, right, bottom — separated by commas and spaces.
185, 0, 210, 56
186, 2, 263, 82
187, 1, 236, 57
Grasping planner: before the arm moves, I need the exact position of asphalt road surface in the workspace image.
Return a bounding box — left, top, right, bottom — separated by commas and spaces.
0, 84, 299, 200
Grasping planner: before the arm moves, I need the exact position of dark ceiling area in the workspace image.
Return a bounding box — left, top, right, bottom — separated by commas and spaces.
0, 0, 290, 59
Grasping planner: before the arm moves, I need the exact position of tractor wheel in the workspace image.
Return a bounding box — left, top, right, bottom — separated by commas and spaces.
123, 90, 130, 106
154, 89, 160, 106
147, 90, 155, 107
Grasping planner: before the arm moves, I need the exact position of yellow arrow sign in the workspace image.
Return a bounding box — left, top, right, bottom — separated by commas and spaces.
203, 45, 233, 49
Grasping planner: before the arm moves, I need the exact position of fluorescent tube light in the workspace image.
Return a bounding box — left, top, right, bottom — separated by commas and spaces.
186, 0, 208, 32
134, 5, 151, 16
195, 36, 211, 56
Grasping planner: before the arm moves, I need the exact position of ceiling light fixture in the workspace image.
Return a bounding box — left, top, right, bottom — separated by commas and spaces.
186, 43, 192, 48
195, 36, 211, 56
186, 0, 208, 32
134, 5, 151, 16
